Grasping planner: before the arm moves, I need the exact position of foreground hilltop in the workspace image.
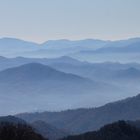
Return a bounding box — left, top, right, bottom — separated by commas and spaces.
61, 121, 140, 140
0, 122, 47, 140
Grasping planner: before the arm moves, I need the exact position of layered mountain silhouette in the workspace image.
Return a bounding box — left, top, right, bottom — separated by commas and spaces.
0, 56, 140, 114
0, 56, 82, 71
0, 38, 108, 57
0, 62, 121, 114
1, 56, 140, 82
77, 38, 140, 54
0, 62, 104, 95
2, 116, 140, 140
0, 37, 140, 61
17, 94, 140, 134
94, 39, 140, 53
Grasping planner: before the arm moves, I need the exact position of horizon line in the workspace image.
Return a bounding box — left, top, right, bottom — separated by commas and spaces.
0, 36, 140, 44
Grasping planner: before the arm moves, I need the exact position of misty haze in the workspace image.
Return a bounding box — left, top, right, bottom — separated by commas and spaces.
0, 0, 140, 140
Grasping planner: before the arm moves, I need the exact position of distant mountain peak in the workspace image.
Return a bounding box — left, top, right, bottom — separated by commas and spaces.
0, 62, 89, 83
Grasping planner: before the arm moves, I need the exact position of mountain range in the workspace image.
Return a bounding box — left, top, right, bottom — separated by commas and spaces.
1, 93, 140, 139
0, 37, 140, 63
17, 94, 140, 134
2, 115, 140, 140
0, 56, 140, 114
0, 38, 108, 58
0, 36, 140, 124
0, 62, 121, 114
3, 92, 140, 140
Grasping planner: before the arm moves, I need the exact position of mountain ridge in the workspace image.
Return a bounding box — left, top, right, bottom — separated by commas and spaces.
17, 94, 140, 134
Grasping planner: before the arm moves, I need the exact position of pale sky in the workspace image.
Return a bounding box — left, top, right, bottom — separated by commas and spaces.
0, 0, 140, 43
